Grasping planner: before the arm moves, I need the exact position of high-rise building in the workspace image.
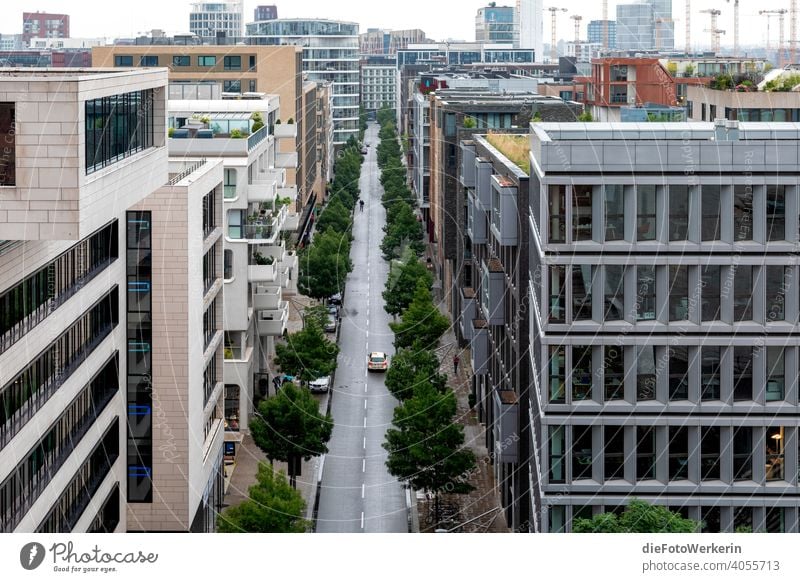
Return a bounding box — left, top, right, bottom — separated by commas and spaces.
616, 3, 654, 50
515, 0, 544, 58
246, 19, 360, 146
254, 5, 278, 21
359, 28, 428, 56
189, 1, 244, 38
22, 11, 69, 46
587, 20, 617, 49
476, 5, 516, 44
649, 0, 674, 50
361, 56, 400, 122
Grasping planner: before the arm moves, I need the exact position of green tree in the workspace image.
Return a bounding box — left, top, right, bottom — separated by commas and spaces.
383, 256, 433, 317
377, 104, 396, 126
274, 312, 338, 382
384, 381, 476, 522
250, 383, 333, 488
381, 201, 424, 261
316, 196, 353, 235
298, 228, 352, 300
577, 111, 594, 122
572, 500, 700, 533
217, 463, 309, 532
385, 342, 447, 401
389, 279, 450, 349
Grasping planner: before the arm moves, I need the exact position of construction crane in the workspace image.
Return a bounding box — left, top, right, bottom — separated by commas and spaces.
791, 0, 797, 64
685, 0, 692, 54
570, 14, 583, 43
701, 8, 724, 54
602, 0, 609, 51
546, 7, 568, 63
761, 9, 788, 66
726, 0, 739, 55
761, 11, 776, 52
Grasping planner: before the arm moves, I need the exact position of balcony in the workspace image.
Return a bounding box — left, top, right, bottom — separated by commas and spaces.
248, 178, 278, 204
470, 319, 489, 375
459, 287, 477, 341
492, 390, 519, 463
489, 175, 518, 247
256, 303, 289, 336
459, 141, 477, 187
278, 185, 298, 203
248, 263, 277, 283
284, 211, 300, 231
238, 205, 288, 245
482, 258, 506, 326
274, 123, 298, 139
276, 152, 299, 169
169, 125, 273, 158
253, 285, 281, 310
254, 241, 286, 264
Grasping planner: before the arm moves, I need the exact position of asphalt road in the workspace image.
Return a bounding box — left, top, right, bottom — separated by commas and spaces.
315, 123, 409, 533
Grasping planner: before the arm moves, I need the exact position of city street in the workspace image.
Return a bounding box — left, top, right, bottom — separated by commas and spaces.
315, 123, 409, 533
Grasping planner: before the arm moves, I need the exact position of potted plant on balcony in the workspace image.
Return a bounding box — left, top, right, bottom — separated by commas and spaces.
251, 112, 265, 133
252, 251, 275, 266
230, 128, 244, 139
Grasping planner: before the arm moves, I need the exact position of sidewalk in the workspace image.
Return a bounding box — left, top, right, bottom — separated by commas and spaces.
414, 324, 509, 533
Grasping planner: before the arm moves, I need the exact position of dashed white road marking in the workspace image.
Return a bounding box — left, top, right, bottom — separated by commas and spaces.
362, 458, 366, 472
362, 483, 366, 498
361, 512, 365, 529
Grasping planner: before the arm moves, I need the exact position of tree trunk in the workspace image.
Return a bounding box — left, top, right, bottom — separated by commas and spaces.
434, 493, 440, 526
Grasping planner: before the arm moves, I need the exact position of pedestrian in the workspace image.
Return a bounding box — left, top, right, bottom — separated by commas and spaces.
359, 199, 364, 212
453, 354, 460, 375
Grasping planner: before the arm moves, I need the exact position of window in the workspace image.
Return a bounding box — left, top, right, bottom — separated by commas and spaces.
766, 185, 786, 241
572, 426, 593, 479
733, 185, 753, 241
669, 266, 689, 321
766, 508, 786, 533
223, 250, 233, 280
548, 346, 565, 403
766, 427, 785, 481
636, 346, 656, 401
203, 246, 218, 295
225, 385, 240, 431
549, 266, 566, 323
733, 266, 753, 321
139, 55, 158, 67
701, 186, 721, 241
701, 507, 720, 532
572, 346, 593, 401
572, 185, 592, 241
733, 427, 752, 480
604, 346, 624, 401
249, 55, 256, 70
701, 347, 721, 401
0, 103, 15, 186
224, 168, 237, 199
173, 55, 190, 67
733, 347, 753, 401
204, 300, 218, 350
548, 185, 566, 243
249, 79, 257, 92
605, 185, 624, 241
198, 55, 217, 67
669, 185, 689, 241
669, 347, 689, 401
604, 426, 625, 480
223, 80, 241, 93
202, 189, 216, 238
636, 427, 656, 480
604, 266, 624, 321
572, 266, 593, 321
85, 90, 155, 174
701, 265, 721, 321
701, 427, 720, 480
227, 210, 244, 239
114, 55, 133, 66
766, 266, 788, 322
223, 55, 241, 70
766, 348, 785, 402
636, 265, 656, 321
203, 356, 218, 406
549, 426, 566, 483
669, 426, 689, 480
637, 186, 656, 241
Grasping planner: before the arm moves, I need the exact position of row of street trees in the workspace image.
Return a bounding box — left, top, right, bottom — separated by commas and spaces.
218, 138, 366, 532
375, 106, 476, 525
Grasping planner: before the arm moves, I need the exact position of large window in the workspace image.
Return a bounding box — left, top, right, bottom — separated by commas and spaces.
604, 426, 625, 480
139, 55, 158, 67
637, 427, 656, 480
701, 427, 720, 480
669, 347, 689, 401
733, 266, 753, 321
636, 265, 656, 321
549, 266, 566, 323
548, 346, 566, 403
669, 266, 689, 321
766, 347, 785, 402
636, 346, 656, 401
701, 265, 721, 321
766, 185, 786, 241
572, 266, 593, 320
669, 185, 689, 241
604, 266, 624, 321
0, 103, 15, 186
224, 168, 237, 199
572, 346, 593, 401
701, 186, 721, 241
223, 55, 241, 70
766, 427, 785, 481
604, 346, 624, 401
114, 55, 133, 66
548, 185, 566, 243
701, 347, 721, 401
172, 55, 190, 67
573, 426, 593, 479
85, 90, 154, 174
605, 185, 624, 241
198, 55, 217, 67
733, 427, 752, 480
669, 426, 689, 480
733, 186, 753, 241
225, 385, 240, 432
202, 189, 216, 239
766, 266, 788, 322
549, 426, 566, 483
733, 347, 752, 401
572, 185, 592, 241
637, 185, 656, 241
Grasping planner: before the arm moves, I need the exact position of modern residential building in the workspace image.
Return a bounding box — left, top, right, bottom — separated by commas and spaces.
566, 42, 601, 64
587, 19, 617, 49
0, 67, 168, 533
687, 84, 800, 122
616, 3, 654, 51
0, 34, 24, 51
515, 0, 544, 57
125, 159, 226, 532
246, 19, 360, 146
476, 5, 516, 44
361, 56, 400, 122
254, 5, 278, 22
359, 28, 428, 56
189, 0, 245, 39
22, 11, 69, 46
29, 37, 106, 50
397, 42, 536, 68
649, 0, 674, 50
529, 121, 800, 533
166, 97, 298, 459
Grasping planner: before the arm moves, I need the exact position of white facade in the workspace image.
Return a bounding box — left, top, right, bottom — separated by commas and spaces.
189, 0, 244, 38
516, 0, 544, 59
565, 41, 601, 63
28, 37, 107, 49
361, 64, 400, 117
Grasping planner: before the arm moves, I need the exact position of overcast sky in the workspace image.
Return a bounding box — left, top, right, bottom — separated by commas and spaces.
0, 1, 776, 49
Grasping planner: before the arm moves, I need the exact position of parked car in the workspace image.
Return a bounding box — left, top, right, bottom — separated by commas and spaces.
309, 375, 331, 393
367, 351, 389, 372
324, 313, 337, 333
327, 305, 340, 320
360, 147, 367, 155
328, 292, 343, 306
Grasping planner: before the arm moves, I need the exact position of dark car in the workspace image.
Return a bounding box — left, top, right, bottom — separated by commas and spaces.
328, 292, 343, 306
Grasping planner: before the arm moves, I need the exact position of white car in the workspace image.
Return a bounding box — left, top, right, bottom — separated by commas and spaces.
309, 376, 331, 393
367, 352, 389, 372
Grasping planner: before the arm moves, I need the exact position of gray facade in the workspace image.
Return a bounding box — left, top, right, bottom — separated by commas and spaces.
587, 20, 617, 49
616, 3, 654, 51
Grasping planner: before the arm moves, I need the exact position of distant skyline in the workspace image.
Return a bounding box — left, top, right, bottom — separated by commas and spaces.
1, 1, 783, 51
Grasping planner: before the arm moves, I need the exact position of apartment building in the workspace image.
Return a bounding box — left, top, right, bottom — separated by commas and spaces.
359, 28, 428, 56
166, 97, 297, 458
361, 56, 400, 121
0, 68, 168, 533
189, 0, 244, 39
91, 44, 328, 209
529, 121, 800, 533
476, 5, 516, 44
22, 11, 69, 46
687, 83, 800, 123
587, 20, 617, 49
